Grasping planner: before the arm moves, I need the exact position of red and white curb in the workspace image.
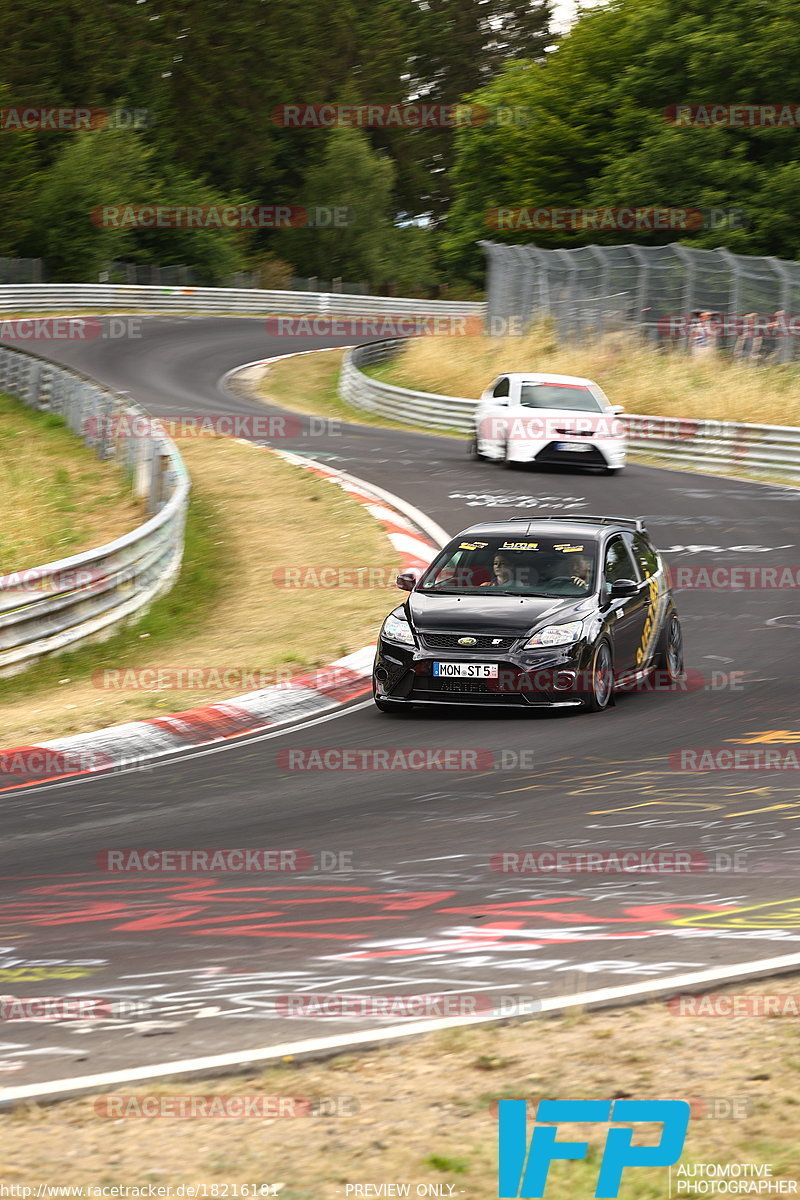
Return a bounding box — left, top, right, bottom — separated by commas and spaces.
0, 455, 447, 792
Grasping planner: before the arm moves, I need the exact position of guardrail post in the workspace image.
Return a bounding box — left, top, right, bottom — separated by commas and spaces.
26, 360, 41, 406
148, 447, 171, 513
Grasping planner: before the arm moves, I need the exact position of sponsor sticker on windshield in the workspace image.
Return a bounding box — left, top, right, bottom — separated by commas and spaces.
554, 543, 585, 552
459, 541, 488, 550
499, 541, 538, 550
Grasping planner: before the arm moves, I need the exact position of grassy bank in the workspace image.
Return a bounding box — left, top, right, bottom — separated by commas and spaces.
0, 437, 401, 745
370, 325, 800, 427
0, 393, 146, 571
254, 348, 451, 436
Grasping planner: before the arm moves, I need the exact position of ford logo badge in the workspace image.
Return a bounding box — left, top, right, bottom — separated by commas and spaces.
457, 637, 478, 646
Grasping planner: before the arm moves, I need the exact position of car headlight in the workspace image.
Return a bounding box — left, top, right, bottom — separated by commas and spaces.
524, 621, 584, 649
382, 611, 415, 646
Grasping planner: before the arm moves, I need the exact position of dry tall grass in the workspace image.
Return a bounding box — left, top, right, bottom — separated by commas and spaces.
386, 324, 800, 427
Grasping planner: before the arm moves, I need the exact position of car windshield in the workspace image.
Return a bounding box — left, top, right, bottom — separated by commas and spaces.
419, 536, 598, 598
519, 383, 603, 412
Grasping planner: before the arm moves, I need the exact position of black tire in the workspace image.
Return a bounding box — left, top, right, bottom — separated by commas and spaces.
580, 640, 615, 712
469, 433, 487, 462
654, 613, 684, 682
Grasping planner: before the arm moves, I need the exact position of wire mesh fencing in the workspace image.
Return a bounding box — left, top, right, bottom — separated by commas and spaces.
480, 241, 800, 364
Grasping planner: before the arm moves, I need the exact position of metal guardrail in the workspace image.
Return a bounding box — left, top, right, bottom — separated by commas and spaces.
340, 339, 800, 480
0, 346, 189, 677
0, 283, 485, 318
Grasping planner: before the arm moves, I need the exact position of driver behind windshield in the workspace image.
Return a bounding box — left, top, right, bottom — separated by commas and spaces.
567, 552, 592, 589
422, 539, 594, 596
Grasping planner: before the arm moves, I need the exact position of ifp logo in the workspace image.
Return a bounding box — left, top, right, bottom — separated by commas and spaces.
498, 1099, 690, 1197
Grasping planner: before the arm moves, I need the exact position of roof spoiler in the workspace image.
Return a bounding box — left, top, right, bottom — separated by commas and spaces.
505, 514, 646, 533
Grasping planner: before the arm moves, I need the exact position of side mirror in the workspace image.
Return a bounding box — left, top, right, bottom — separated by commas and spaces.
611, 405, 625, 414
396, 570, 420, 592
609, 578, 637, 598
493, 397, 509, 407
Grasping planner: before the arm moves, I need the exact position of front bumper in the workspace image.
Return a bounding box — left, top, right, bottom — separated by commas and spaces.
508, 438, 626, 468
373, 635, 591, 708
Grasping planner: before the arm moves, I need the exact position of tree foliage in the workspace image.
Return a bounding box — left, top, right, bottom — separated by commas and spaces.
444, 0, 800, 276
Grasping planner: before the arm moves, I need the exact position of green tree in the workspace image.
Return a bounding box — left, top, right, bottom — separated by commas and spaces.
0, 86, 43, 256
444, 0, 800, 274
277, 127, 396, 284
31, 128, 250, 282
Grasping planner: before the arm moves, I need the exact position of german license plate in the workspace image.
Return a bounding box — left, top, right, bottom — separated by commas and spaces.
433, 662, 499, 678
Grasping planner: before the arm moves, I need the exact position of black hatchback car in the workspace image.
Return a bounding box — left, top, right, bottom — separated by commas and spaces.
372, 515, 683, 713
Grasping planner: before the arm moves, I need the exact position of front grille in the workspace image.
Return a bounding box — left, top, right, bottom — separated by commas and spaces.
420, 633, 517, 650
536, 442, 607, 467
412, 677, 527, 704
435, 678, 491, 694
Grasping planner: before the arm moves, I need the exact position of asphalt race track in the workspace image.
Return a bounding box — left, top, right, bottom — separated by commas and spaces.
2, 316, 800, 1089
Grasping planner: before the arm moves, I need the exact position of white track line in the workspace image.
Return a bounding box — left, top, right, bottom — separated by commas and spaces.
5, 950, 800, 1104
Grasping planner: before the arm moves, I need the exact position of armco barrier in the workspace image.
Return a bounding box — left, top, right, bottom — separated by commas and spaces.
0, 283, 485, 319
0, 346, 189, 677
340, 339, 800, 479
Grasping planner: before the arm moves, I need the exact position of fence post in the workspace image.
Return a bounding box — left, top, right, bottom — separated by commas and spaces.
672, 245, 696, 339
716, 248, 741, 330
766, 257, 794, 363
587, 246, 611, 337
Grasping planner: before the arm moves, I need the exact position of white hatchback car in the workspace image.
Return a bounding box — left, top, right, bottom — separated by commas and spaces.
470, 372, 626, 473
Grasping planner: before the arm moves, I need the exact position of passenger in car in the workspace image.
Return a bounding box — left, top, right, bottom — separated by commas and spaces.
482, 553, 515, 587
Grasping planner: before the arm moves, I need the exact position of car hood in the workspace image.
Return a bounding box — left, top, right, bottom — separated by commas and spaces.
407, 591, 593, 635
508, 407, 619, 435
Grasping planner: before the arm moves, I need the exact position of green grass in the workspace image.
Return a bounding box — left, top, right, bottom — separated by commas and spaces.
0, 392, 145, 571
0, 489, 225, 709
